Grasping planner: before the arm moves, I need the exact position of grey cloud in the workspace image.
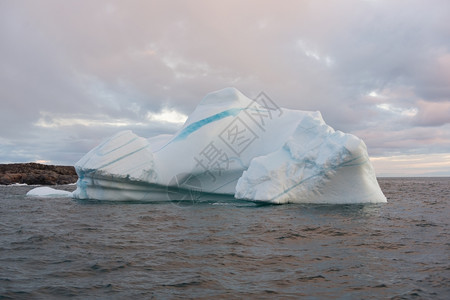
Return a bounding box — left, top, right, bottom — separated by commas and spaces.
413, 101, 450, 127
1, 0, 449, 165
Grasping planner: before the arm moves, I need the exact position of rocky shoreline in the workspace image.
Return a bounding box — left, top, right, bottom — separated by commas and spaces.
0, 163, 78, 185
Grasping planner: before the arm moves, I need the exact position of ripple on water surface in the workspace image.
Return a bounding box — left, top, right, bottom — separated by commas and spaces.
0, 178, 449, 299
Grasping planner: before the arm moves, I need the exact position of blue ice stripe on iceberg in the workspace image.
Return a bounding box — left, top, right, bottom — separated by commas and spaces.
174, 108, 243, 141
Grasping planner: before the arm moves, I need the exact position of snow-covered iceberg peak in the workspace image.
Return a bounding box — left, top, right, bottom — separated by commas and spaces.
73, 87, 386, 204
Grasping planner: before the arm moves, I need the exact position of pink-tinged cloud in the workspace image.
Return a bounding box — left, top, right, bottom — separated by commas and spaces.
353, 125, 450, 156
371, 153, 450, 176
415, 100, 450, 126
0, 0, 449, 174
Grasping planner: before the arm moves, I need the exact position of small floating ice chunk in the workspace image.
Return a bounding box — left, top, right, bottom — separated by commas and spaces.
26, 187, 73, 198
8, 183, 29, 186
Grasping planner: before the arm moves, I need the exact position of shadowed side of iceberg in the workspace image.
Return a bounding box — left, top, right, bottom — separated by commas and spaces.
235, 113, 386, 204
73, 130, 160, 201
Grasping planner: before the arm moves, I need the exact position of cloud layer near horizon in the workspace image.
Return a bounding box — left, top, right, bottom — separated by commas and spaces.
1, 0, 449, 175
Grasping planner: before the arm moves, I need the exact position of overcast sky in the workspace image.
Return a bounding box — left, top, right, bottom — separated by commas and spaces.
1, 0, 449, 176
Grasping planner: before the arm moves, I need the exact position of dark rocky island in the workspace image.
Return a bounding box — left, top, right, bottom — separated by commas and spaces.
0, 163, 78, 185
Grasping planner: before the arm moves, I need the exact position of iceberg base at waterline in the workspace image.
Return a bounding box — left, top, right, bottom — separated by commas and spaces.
72, 88, 386, 204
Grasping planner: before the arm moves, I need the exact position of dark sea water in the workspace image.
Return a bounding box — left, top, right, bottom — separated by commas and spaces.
0, 178, 449, 299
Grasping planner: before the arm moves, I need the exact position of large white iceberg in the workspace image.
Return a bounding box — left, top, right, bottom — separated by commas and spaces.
73, 88, 386, 204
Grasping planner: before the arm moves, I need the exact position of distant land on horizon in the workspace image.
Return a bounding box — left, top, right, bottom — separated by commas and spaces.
0, 163, 78, 185
0, 162, 447, 186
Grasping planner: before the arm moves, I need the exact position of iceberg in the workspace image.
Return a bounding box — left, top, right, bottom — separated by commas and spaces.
73, 88, 386, 204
